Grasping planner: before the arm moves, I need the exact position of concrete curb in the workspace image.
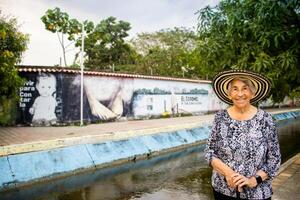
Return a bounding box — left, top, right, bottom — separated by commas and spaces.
273, 153, 300, 191
0, 126, 210, 191
277, 153, 300, 175
0, 120, 213, 157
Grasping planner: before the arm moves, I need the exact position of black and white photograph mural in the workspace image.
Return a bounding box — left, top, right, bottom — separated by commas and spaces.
18, 72, 63, 125
29, 73, 58, 124
84, 77, 134, 121
16, 68, 227, 126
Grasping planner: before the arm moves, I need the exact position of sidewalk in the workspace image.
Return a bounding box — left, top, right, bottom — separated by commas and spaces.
0, 107, 299, 157
0, 114, 214, 156
273, 153, 300, 200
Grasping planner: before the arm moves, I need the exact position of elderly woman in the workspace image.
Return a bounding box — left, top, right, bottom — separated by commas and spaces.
205, 70, 281, 200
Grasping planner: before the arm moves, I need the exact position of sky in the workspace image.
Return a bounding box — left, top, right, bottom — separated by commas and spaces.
1, 0, 219, 66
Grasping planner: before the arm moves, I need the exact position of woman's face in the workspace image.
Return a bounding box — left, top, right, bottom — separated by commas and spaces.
228, 79, 254, 109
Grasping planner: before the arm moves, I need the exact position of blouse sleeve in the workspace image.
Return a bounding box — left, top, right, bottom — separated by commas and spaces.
260, 114, 281, 180
205, 112, 220, 166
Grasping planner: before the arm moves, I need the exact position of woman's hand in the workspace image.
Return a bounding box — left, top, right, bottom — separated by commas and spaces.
232, 174, 257, 191
225, 172, 237, 188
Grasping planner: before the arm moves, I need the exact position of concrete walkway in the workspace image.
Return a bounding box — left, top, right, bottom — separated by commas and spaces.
273, 153, 300, 200
0, 107, 299, 157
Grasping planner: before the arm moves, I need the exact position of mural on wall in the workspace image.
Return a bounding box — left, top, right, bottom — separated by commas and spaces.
29, 73, 57, 124
131, 79, 226, 117
84, 76, 133, 120
17, 72, 134, 125
17, 70, 226, 125
18, 72, 62, 125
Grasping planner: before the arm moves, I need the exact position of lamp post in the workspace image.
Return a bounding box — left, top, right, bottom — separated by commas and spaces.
80, 23, 85, 126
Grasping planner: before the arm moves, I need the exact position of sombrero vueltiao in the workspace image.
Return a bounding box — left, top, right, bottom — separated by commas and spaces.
212, 70, 271, 105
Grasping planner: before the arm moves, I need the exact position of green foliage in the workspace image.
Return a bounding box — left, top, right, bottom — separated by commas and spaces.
131, 27, 199, 78
41, 7, 94, 66
80, 16, 135, 70
42, 8, 134, 70
0, 15, 28, 99
196, 0, 300, 102
0, 96, 17, 126
0, 15, 28, 125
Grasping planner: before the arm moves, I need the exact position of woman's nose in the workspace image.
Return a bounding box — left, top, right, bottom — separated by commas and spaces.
237, 90, 243, 96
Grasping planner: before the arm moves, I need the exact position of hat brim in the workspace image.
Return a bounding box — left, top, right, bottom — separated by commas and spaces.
212, 70, 271, 105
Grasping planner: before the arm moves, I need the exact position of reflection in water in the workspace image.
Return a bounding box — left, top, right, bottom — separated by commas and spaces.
1, 119, 300, 200
277, 119, 300, 163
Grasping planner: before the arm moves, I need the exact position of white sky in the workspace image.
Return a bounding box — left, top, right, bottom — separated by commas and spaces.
0, 0, 219, 66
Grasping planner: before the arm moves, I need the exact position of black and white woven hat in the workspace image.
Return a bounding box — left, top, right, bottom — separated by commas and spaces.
212, 70, 271, 105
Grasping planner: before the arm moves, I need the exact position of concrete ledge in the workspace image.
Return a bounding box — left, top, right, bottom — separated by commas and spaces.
272, 110, 300, 121
0, 127, 210, 191
0, 157, 14, 188
273, 153, 300, 192
0, 120, 212, 157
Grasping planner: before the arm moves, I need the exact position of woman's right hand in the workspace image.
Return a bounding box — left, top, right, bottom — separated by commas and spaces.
225, 172, 238, 188
210, 158, 238, 189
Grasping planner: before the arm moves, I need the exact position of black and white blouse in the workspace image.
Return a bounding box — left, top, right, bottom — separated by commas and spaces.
205, 109, 281, 199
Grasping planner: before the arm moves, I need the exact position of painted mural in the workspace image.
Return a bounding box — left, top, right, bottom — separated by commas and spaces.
16, 69, 227, 125
18, 72, 63, 125
131, 79, 225, 117
84, 76, 134, 120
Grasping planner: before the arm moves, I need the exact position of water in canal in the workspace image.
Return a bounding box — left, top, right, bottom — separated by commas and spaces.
2, 118, 300, 200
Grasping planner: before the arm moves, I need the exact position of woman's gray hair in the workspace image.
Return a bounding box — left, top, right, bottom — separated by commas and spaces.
227, 76, 257, 94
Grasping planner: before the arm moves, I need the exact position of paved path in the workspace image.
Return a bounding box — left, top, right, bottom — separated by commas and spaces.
273, 153, 300, 200
0, 114, 214, 146
0, 114, 214, 156
1, 107, 297, 145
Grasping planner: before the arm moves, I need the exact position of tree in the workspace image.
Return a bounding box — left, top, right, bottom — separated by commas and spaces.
0, 15, 28, 124
131, 27, 198, 78
196, 0, 300, 102
0, 15, 28, 99
41, 7, 94, 67
81, 16, 135, 70
42, 9, 134, 70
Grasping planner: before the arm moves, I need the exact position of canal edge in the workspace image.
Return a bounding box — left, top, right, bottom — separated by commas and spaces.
272, 153, 300, 190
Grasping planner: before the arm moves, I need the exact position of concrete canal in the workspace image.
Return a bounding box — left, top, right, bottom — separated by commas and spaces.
1, 118, 300, 200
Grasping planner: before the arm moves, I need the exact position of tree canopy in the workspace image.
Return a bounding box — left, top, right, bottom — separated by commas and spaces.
196, 0, 300, 102
0, 15, 28, 100
41, 8, 134, 70
131, 27, 199, 78
81, 16, 136, 70
41, 7, 94, 67
40, 2, 300, 102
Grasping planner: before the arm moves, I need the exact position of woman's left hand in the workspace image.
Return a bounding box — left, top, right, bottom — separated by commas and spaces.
232, 174, 257, 192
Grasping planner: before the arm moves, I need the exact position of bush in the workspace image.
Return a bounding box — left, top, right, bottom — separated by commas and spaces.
0, 15, 28, 125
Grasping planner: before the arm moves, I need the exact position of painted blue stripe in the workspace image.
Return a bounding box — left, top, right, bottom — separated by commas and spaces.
7, 145, 94, 184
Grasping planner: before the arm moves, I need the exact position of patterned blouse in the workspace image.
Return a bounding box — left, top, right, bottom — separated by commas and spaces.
205, 109, 281, 199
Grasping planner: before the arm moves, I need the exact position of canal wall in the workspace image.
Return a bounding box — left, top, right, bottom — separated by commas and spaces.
1, 110, 300, 191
